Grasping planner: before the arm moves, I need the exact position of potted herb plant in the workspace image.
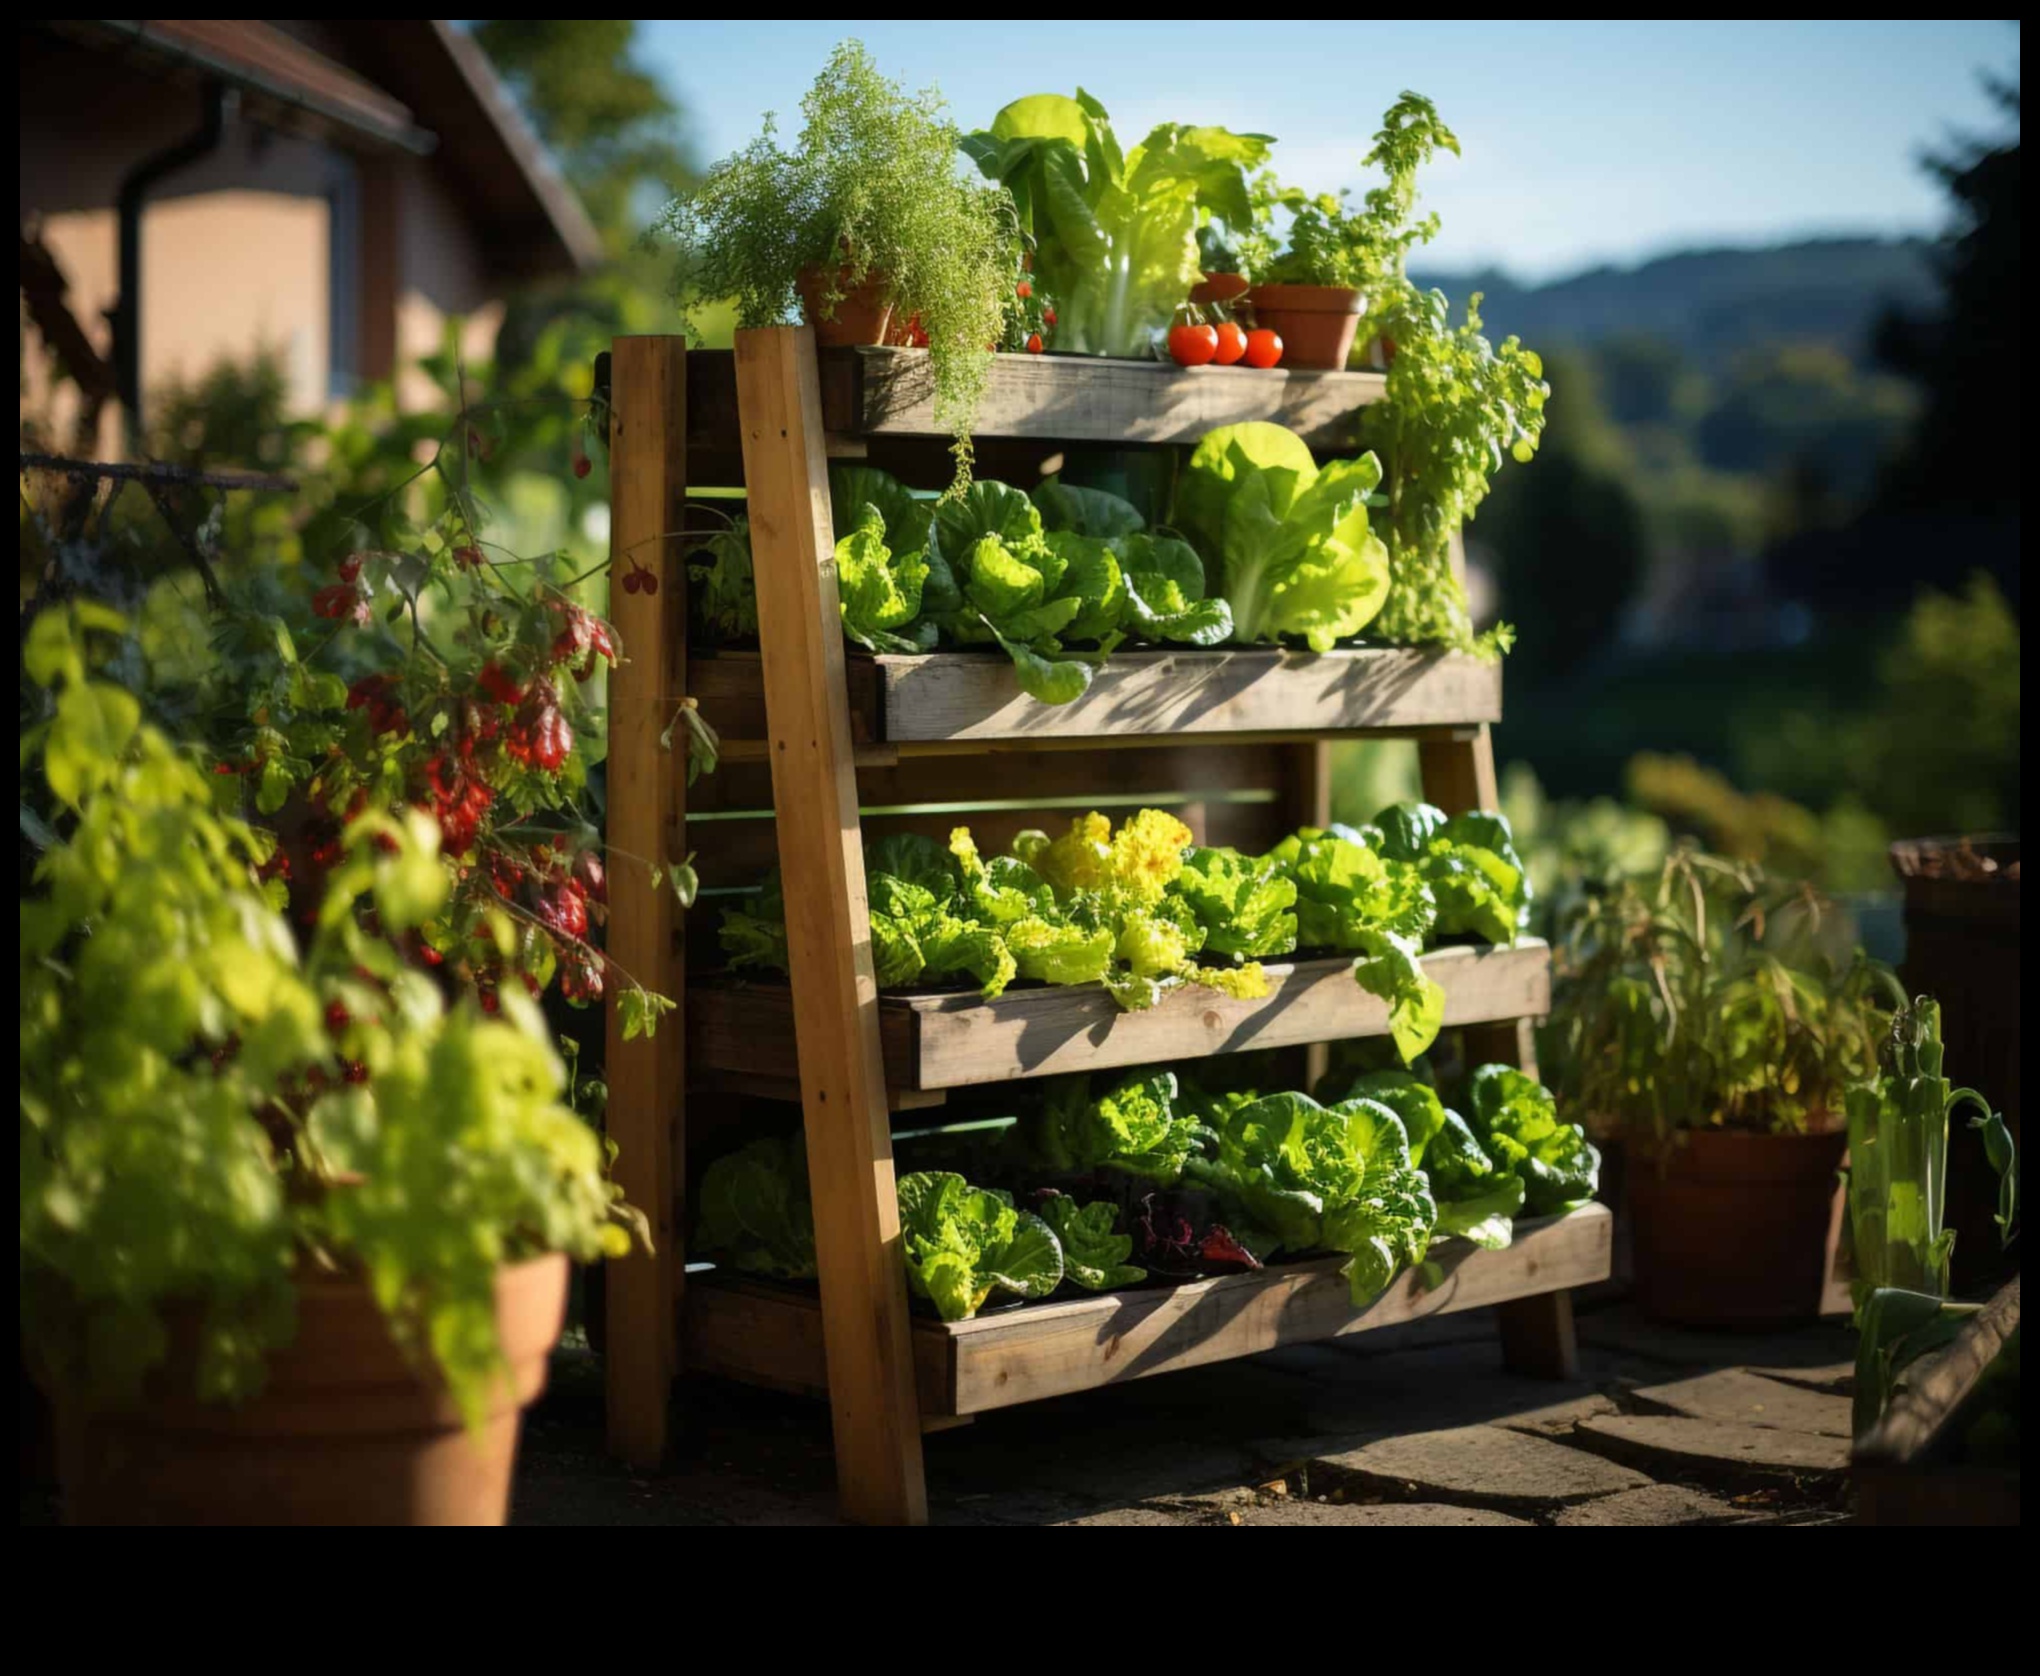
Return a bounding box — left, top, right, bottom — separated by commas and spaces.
20, 607, 647, 1525
661, 40, 1011, 483
1543, 848, 1902, 1327
1244, 93, 1459, 370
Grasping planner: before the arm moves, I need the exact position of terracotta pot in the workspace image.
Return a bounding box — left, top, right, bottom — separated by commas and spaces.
48, 1254, 568, 1526
1628, 1128, 1845, 1328
795, 264, 894, 348
1189, 271, 1250, 308
1246, 283, 1365, 370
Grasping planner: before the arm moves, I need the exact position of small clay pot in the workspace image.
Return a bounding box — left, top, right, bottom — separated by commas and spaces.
47, 1254, 569, 1526
1189, 271, 1251, 308
1628, 1128, 1846, 1328
796, 264, 894, 348
1247, 283, 1366, 370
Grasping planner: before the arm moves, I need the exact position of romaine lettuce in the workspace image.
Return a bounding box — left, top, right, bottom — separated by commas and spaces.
966, 92, 1273, 359
694, 1135, 817, 1279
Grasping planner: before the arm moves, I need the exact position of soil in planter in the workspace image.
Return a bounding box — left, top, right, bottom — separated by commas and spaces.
1628, 1128, 1845, 1330
48, 1255, 567, 1526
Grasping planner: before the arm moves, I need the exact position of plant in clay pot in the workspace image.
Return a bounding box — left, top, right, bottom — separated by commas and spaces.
1542, 846, 1903, 1327
662, 40, 1011, 487
20, 606, 649, 1525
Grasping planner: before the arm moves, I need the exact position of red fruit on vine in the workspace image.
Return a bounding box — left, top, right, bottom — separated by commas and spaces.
337, 554, 364, 585
1244, 328, 1284, 370
324, 1001, 351, 1033
507, 679, 573, 773
620, 569, 641, 595
1044, 307, 1057, 327
1213, 321, 1249, 366
312, 583, 372, 626
453, 544, 484, 572
477, 661, 525, 706
1016, 279, 1033, 300
1026, 333, 1044, 354
638, 570, 658, 595
573, 849, 608, 903
572, 452, 592, 479
1167, 323, 1219, 368
535, 878, 590, 940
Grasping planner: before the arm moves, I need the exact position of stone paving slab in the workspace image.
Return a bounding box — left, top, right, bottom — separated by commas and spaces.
1746, 1361, 1855, 1395
1271, 1422, 1652, 1509
1059, 1488, 1532, 1526
1491, 1391, 1620, 1438
1577, 1306, 1856, 1373
1573, 1413, 1849, 1485
1629, 1368, 1853, 1437
1553, 1483, 1748, 1527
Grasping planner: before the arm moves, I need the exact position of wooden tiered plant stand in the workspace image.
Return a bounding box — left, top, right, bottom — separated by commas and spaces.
601, 329, 1612, 1525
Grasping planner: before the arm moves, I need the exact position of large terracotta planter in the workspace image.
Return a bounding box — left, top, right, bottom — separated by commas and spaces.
795, 264, 894, 348
49, 1254, 568, 1526
1246, 283, 1365, 369
1628, 1128, 1845, 1328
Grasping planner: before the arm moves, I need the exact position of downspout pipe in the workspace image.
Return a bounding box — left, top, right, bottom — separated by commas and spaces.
114, 81, 232, 450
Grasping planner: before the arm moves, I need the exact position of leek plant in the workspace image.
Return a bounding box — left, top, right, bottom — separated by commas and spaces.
1844, 997, 2018, 1435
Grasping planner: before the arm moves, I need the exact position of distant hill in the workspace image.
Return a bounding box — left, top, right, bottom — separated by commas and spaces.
1413, 237, 1939, 364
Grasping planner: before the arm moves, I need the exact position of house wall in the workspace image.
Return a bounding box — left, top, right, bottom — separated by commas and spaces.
20, 28, 510, 456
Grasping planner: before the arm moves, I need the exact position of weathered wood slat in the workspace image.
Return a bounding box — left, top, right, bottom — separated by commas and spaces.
691, 940, 1551, 1092
690, 647, 1501, 748
684, 1205, 1612, 1418
684, 346, 1386, 454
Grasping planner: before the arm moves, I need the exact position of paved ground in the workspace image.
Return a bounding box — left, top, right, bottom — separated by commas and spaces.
511, 1300, 1861, 1526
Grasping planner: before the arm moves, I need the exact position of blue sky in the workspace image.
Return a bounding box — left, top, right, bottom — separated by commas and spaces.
638, 19, 2018, 281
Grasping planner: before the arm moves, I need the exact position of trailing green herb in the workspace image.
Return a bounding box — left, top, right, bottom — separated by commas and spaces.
659, 41, 1011, 486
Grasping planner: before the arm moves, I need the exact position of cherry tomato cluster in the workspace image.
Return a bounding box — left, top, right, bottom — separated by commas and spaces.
1167, 304, 1282, 371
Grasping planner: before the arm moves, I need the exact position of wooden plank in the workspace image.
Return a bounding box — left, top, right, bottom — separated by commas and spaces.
691, 941, 1552, 1093
683, 1206, 1612, 1418
733, 324, 927, 1525
842, 348, 1385, 448
685, 346, 1385, 450
602, 336, 688, 1468
880, 648, 1500, 743
691, 647, 1499, 751
1419, 721, 1501, 817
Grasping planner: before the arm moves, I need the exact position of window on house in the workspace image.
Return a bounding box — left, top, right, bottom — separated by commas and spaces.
327, 154, 359, 400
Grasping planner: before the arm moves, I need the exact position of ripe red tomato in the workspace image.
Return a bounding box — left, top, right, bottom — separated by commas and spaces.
1025, 333, 1044, 354
1243, 328, 1284, 370
1168, 323, 1219, 367
1016, 279, 1033, 300
1212, 321, 1248, 366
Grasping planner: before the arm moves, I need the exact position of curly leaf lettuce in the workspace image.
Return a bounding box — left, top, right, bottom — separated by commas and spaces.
834, 504, 935, 653
1035, 1192, 1146, 1291
1466, 1063, 1601, 1214
1172, 845, 1299, 962
1367, 802, 1532, 945
897, 1170, 1064, 1321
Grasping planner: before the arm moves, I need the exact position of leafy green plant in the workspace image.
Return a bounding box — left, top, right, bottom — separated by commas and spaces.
1845, 997, 2018, 1436
898, 1170, 1063, 1320
965, 91, 1273, 357
19, 608, 642, 1424
1035, 1193, 1145, 1292
1543, 847, 1900, 1141
1184, 1089, 1436, 1305
1845, 998, 2016, 1306
659, 41, 1011, 482
1023, 1070, 1205, 1182
1173, 422, 1392, 651
693, 1135, 817, 1280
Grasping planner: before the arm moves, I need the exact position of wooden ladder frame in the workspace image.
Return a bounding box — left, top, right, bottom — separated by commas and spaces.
601, 327, 1578, 1525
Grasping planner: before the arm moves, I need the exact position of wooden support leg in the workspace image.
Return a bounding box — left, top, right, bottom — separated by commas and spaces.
603, 336, 689, 1466
734, 325, 927, 1525
1497, 1288, 1579, 1381
1422, 723, 1579, 1379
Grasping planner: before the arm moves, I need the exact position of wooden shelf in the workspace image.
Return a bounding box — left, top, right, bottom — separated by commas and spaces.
682, 346, 1386, 454
691, 645, 1500, 753
685, 1204, 1612, 1419
691, 939, 1551, 1094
